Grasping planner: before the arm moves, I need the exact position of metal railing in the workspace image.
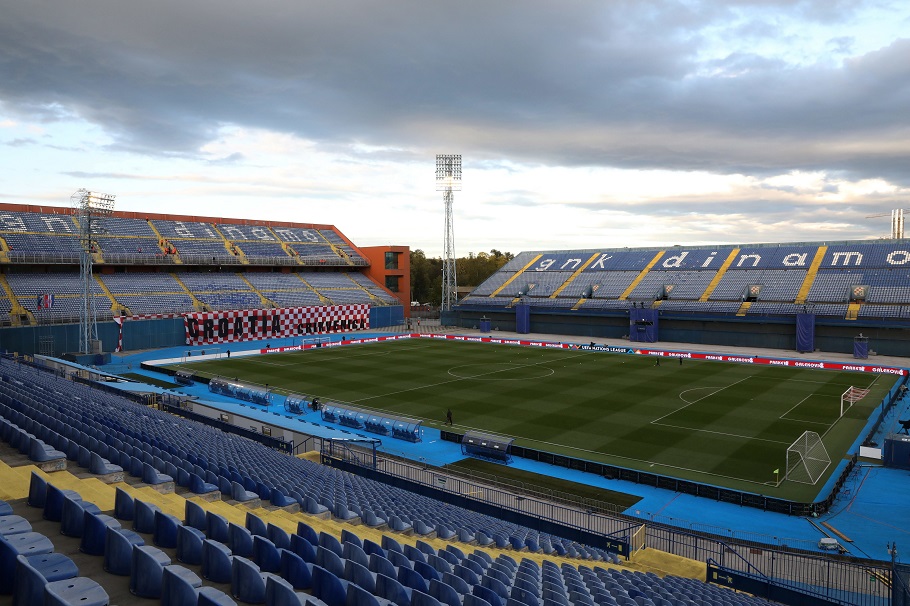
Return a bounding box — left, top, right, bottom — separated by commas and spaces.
329, 440, 894, 606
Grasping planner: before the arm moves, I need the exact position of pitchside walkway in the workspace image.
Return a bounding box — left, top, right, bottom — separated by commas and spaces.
101, 327, 910, 562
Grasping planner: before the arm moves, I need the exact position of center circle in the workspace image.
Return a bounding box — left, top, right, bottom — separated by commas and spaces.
447, 363, 555, 381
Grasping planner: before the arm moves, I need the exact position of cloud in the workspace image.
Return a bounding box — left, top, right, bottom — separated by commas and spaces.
5, 138, 35, 147
0, 0, 906, 184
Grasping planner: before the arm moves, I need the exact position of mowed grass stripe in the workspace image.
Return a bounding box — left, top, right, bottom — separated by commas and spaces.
169, 340, 896, 500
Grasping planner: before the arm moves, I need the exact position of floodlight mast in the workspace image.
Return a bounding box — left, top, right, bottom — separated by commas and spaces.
71, 189, 115, 355
436, 154, 461, 312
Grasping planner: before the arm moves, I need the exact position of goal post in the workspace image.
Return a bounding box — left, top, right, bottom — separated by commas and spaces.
786, 431, 831, 485
841, 385, 870, 417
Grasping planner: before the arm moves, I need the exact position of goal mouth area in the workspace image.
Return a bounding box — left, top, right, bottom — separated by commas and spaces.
841, 385, 871, 417
785, 430, 831, 486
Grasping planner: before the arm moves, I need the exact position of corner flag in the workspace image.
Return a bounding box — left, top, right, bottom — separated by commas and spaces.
773, 468, 779, 474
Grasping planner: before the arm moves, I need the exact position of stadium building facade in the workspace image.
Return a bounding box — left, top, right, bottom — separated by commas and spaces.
453, 242, 910, 356
0, 202, 407, 356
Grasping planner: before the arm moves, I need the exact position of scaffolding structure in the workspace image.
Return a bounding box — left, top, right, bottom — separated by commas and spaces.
71, 189, 115, 354
436, 154, 461, 312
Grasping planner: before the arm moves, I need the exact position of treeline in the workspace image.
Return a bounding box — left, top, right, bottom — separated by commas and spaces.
410, 249, 514, 305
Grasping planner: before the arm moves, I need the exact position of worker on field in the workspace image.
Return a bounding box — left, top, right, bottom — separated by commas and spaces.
445, 408, 453, 426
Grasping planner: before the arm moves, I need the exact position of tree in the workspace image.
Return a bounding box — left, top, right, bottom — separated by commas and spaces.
410, 249, 512, 305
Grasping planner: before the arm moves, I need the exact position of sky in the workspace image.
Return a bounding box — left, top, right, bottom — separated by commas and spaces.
1, 1, 909, 258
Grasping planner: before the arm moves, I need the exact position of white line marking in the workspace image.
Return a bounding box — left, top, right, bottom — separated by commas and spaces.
650, 422, 792, 445
654, 376, 751, 424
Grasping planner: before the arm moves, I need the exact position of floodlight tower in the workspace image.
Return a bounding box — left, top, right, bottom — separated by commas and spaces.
71, 189, 115, 354
436, 154, 461, 311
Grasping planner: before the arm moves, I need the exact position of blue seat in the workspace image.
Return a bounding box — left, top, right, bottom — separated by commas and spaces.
89, 451, 122, 475
129, 544, 172, 598
290, 534, 317, 564
104, 527, 144, 576
413, 561, 441, 583
305, 497, 329, 516
376, 572, 412, 606
437, 550, 459, 567
453, 564, 480, 586
0, 500, 14, 517
316, 545, 346, 578
312, 564, 349, 606
44, 576, 110, 606
185, 500, 207, 531
133, 499, 161, 533
231, 555, 270, 604
161, 564, 203, 606
344, 558, 377, 593
399, 565, 429, 593
208, 512, 230, 542
129, 456, 144, 478
362, 509, 385, 527
266, 574, 307, 606
381, 535, 403, 554
346, 582, 390, 606
390, 516, 413, 532
413, 520, 435, 536
154, 510, 182, 548
80, 513, 121, 556
202, 539, 234, 583
14, 552, 79, 606
461, 558, 485, 577
253, 535, 281, 573
28, 437, 66, 463
319, 532, 344, 557
270, 487, 297, 508
113, 487, 134, 521
0, 515, 31, 536
43, 485, 81, 522
403, 544, 427, 565
228, 522, 254, 557
362, 539, 385, 558
343, 541, 370, 569
510, 592, 540, 606
480, 577, 510, 603
231, 481, 258, 502
411, 589, 444, 606
60, 497, 100, 538
392, 550, 415, 571
190, 473, 219, 495
369, 553, 397, 579
296, 521, 320, 545
280, 547, 313, 590
0, 531, 54, 592
464, 595, 493, 606
142, 462, 173, 486
426, 554, 452, 576
441, 572, 470, 596
246, 512, 268, 537
268, 523, 291, 550
176, 525, 207, 565
198, 585, 239, 605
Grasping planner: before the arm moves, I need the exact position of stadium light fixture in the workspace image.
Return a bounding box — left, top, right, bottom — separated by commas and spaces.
436, 155, 461, 312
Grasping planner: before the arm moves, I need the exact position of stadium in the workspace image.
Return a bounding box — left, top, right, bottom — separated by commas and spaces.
1, 199, 909, 606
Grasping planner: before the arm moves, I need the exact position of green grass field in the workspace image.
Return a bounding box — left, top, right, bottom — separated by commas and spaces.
167, 339, 895, 501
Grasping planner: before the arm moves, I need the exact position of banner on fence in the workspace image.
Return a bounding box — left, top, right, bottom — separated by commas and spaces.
184, 305, 369, 345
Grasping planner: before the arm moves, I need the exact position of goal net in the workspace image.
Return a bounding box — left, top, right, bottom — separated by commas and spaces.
786, 431, 831, 485
841, 386, 870, 417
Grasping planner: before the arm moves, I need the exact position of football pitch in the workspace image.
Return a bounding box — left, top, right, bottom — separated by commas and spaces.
167, 339, 895, 501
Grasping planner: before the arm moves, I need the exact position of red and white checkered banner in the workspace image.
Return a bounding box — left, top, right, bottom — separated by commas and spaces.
184, 304, 370, 345
113, 313, 184, 352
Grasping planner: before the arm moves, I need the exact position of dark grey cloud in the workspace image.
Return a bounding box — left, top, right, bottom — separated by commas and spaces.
0, 0, 907, 184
